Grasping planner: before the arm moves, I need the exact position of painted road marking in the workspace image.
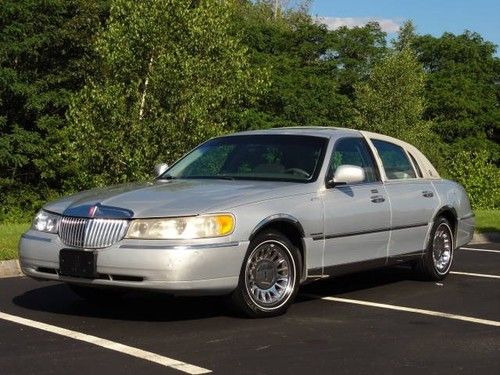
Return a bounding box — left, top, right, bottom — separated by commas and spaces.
304, 295, 500, 327
460, 247, 500, 254
450, 271, 500, 279
0, 311, 211, 374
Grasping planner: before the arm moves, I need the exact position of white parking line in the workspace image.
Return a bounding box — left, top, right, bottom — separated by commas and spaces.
0, 311, 211, 374
450, 271, 500, 279
460, 247, 500, 254
304, 295, 500, 327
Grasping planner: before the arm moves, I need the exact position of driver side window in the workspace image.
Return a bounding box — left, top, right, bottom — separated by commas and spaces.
328, 137, 379, 183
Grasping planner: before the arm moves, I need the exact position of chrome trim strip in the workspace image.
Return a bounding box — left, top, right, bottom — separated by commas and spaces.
308, 251, 424, 276
459, 213, 475, 220
119, 241, 240, 250
21, 234, 52, 243
313, 222, 429, 241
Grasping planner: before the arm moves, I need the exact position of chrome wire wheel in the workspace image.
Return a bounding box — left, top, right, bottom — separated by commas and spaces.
244, 240, 296, 310
432, 223, 453, 274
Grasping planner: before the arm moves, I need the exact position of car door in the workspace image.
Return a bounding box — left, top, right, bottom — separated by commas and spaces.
321, 137, 391, 270
370, 139, 439, 257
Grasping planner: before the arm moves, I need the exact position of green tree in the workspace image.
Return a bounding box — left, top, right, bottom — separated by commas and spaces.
327, 22, 388, 98
392, 20, 417, 52
412, 31, 500, 161
235, 2, 374, 130
62, 0, 266, 189
393, 20, 417, 51
355, 48, 426, 137
0, 0, 108, 220
354, 48, 445, 168
2, 0, 500, 218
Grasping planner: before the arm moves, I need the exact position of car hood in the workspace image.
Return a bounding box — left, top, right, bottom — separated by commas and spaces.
44, 179, 309, 218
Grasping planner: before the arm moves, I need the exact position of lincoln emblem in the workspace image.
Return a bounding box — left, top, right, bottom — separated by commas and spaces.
88, 205, 98, 218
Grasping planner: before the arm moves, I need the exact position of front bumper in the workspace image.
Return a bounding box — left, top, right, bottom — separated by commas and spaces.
19, 230, 249, 295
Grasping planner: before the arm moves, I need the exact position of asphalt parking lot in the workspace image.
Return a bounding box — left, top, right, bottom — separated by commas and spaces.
1, 244, 499, 375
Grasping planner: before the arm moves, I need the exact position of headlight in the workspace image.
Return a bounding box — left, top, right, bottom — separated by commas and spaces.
125, 214, 235, 240
32, 210, 60, 233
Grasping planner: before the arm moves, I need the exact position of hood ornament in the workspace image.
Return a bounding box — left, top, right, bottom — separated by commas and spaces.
88, 205, 98, 218
64, 203, 133, 219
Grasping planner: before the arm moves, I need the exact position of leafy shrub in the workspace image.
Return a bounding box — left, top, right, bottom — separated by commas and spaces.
0, 186, 60, 223
445, 149, 500, 209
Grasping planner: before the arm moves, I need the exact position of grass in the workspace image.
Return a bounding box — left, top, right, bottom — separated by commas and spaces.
0, 210, 498, 261
474, 209, 500, 233
0, 223, 29, 261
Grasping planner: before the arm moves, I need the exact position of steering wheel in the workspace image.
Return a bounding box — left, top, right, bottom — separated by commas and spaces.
284, 168, 310, 178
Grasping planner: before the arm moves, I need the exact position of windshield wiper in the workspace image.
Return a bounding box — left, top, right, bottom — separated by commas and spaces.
157, 174, 177, 180
184, 175, 236, 181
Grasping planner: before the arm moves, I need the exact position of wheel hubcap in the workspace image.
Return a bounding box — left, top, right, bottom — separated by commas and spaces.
245, 241, 295, 309
254, 259, 277, 289
432, 223, 453, 273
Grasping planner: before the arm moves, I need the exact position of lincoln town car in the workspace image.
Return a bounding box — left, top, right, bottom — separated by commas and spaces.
19, 128, 475, 317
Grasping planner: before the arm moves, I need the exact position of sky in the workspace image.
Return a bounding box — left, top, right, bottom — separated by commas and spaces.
310, 0, 500, 50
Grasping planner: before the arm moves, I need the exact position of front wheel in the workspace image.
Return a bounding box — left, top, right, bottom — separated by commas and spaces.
415, 217, 454, 280
231, 230, 301, 318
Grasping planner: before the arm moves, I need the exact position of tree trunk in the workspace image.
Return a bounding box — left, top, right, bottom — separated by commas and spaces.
139, 55, 154, 121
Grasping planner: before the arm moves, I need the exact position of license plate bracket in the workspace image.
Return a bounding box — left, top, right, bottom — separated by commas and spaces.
59, 249, 97, 279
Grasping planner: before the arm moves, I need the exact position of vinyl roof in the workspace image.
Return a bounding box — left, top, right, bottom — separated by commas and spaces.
233, 126, 359, 138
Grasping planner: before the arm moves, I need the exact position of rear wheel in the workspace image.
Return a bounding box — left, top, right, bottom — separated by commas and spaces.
231, 230, 301, 318
415, 216, 454, 280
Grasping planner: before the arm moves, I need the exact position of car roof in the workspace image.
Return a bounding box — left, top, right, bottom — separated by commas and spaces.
232, 126, 359, 138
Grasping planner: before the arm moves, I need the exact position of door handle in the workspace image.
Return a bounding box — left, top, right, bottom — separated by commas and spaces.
422, 191, 434, 198
371, 195, 385, 203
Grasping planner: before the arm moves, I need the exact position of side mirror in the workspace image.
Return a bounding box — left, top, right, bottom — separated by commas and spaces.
327, 165, 365, 187
154, 163, 169, 177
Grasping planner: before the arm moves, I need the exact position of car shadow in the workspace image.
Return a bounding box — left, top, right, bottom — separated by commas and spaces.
13, 284, 229, 322
13, 266, 423, 322
297, 265, 423, 302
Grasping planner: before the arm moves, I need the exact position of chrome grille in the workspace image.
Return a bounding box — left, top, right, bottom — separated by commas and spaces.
59, 217, 129, 248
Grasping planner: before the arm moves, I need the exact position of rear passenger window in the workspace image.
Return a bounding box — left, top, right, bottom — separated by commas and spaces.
328, 137, 379, 183
408, 152, 423, 178
371, 140, 416, 180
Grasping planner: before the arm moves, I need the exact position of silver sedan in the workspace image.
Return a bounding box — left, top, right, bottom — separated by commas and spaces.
19, 127, 475, 317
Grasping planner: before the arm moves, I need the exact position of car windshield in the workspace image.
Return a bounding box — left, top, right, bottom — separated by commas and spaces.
162, 135, 328, 182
